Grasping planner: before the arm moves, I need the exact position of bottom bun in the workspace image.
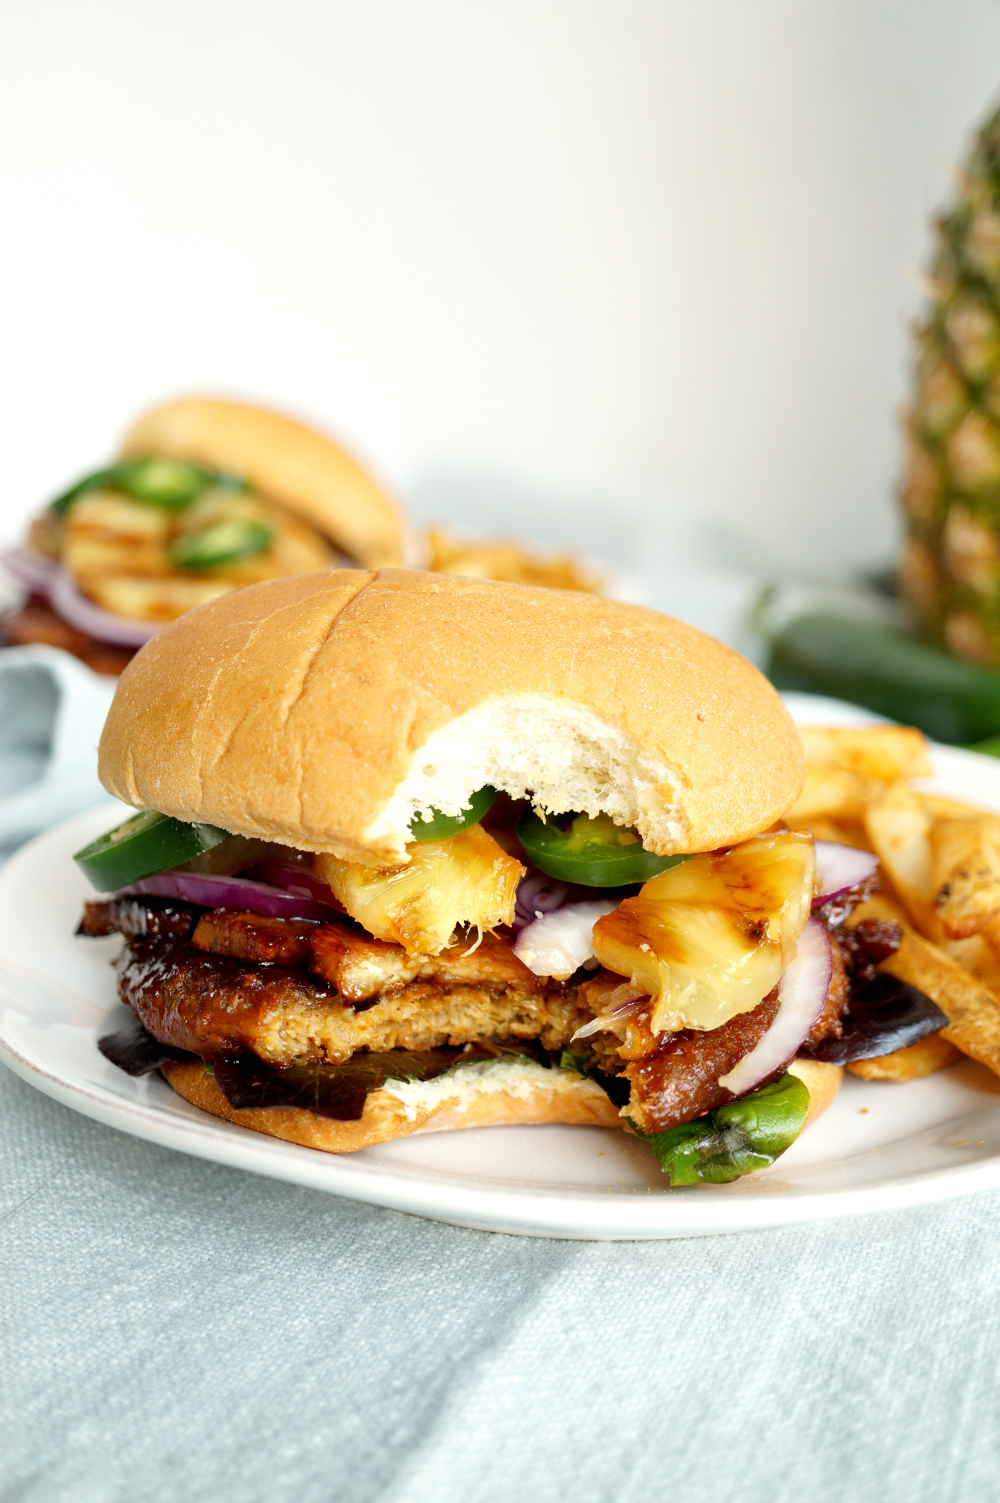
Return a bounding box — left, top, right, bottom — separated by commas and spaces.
787, 1057, 844, 1125
161, 1054, 622, 1153
161, 1054, 844, 1156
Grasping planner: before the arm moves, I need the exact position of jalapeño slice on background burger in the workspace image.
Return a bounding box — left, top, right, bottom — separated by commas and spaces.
50, 457, 233, 514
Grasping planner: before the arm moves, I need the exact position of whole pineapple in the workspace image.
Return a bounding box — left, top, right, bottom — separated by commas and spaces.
902, 100, 1000, 667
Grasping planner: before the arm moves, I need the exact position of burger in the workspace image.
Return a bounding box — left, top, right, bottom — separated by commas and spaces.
1, 396, 407, 675
2, 396, 603, 679
77, 569, 860, 1186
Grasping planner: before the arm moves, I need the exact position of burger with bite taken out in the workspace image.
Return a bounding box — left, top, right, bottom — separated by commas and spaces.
76, 568, 926, 1185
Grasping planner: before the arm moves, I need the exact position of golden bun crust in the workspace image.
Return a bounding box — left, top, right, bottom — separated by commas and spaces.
120, 396, 405, 569
98, 569, 805, 865
161, 1058, 622, 1152
787, 1058, 843, 1126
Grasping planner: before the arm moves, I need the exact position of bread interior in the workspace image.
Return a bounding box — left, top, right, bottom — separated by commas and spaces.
368, 693, 687, 856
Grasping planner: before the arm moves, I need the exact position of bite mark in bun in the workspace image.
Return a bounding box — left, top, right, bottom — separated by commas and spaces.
97, 569, 804, 867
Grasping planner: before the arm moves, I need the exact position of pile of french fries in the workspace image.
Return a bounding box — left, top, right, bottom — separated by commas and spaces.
427, 527, 600, 593
786, 725, 1000, 1084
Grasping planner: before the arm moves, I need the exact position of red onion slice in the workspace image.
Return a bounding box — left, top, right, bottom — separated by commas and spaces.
1, 546, 60, 593
257, 862, 332, 897
3, 550, 167, 649
514, 870, 572, 931
717, 918, 832, 1096
514, 899, 620, 978
813, 841, 879, 908
50, 568, 162, 647
256, 862, 344, 909
113, 870, 335, 920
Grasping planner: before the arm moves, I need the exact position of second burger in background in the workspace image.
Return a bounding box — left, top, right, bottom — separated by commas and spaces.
2, 396, 608, 678
1, 396, 408, 674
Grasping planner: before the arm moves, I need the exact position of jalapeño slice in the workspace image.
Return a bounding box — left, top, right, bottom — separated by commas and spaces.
50, 458, 248, 514
113, 458, 219, 507
73, 811, 231, 893
516, 809, 691, 887
170, 519, 274, 570
408, 786, 498, 842
49, 467, 120, 514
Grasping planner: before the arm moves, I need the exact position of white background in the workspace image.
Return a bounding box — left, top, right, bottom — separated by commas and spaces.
2, 0, 1000, 609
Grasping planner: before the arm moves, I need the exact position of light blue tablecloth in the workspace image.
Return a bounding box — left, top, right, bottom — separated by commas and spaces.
2, 643, 999, 1503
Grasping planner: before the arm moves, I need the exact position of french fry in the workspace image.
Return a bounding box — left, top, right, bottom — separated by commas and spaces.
863, 781, 936, 933
427, 527, 599, 592
789, 817, 872, 849
941, 932, 1000, 992
920, 793, 992, 820
982, 910, 1000, 962
930, 815, 1000, 939
848, 1033, 962, 1082
798, 726, 932, 780
784, 766, 874, 825
847, 894, 1000, 1078
786, 725, 1000, 1086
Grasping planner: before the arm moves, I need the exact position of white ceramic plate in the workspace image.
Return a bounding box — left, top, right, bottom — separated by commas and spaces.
4, 695, 1000, 1240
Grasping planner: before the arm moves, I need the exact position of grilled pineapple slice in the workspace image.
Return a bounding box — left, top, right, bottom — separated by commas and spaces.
90, 575, 236, 620
592, 831, 815, 1033
315, 824, 525, 956
172, 490, 334, 582
62, 491, 174, 587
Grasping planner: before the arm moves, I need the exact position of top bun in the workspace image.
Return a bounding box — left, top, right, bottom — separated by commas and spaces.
121, 397, 406, 570
98, 570, 805, 866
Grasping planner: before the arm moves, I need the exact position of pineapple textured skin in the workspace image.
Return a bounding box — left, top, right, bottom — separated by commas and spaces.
903, 100, 1000, 666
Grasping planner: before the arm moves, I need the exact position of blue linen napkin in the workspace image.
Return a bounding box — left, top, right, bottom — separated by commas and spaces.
0, 645, 117, 862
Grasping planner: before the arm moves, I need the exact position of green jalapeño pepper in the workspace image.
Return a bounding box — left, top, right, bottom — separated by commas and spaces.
766, 611, 1000, 745
73, 810, 231, 892
516, 809, 690, 887
632, 1072, 810, 1186
112, 458, 221, 507
48, 467, 121, 513
169, 519, 275, 570
409, 786, 498, 842
50, 458, 248, 514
